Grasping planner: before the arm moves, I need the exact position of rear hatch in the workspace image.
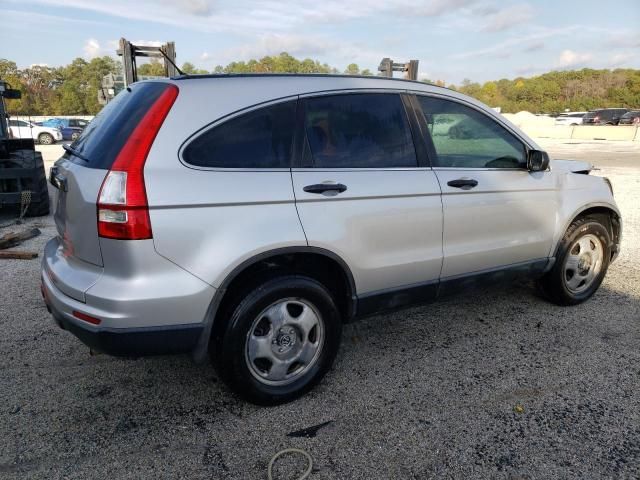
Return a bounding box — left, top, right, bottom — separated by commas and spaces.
52, 81, 173, 267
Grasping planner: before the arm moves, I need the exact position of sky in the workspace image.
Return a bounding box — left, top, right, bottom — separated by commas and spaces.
1, 0, 639, 84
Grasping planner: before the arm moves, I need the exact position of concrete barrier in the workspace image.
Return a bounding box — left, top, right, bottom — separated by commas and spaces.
518, 124, 639, 142
521, 125, 574, 139
571, 125, 638, 141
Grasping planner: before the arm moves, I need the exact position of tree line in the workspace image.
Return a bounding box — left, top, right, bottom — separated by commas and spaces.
1, 53, 639, 116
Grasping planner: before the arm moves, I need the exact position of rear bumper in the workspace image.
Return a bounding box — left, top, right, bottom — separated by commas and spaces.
42, 269, 204, 356
41, 236, 215, 356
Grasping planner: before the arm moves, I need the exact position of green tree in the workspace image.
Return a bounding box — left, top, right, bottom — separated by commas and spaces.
344, 63, 360, 75
137, 59, 166, 76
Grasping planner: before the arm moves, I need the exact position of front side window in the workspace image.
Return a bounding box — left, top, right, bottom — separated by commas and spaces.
418, 96, 526, 169
183, 100, 296, 169
303, 93, 417, 168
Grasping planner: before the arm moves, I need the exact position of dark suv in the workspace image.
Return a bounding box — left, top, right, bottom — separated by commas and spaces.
618, 110, 640, 125
582, 108, 629, 125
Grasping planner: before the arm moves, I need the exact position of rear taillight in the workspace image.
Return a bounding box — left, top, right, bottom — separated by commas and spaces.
593, 116, 600, 122
97, 84, 178, 240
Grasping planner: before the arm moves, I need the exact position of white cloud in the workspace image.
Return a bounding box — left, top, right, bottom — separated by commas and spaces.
131, 40, 165, 47
606, 33, 640, 49
523, 41, 544, 52
556, 49, 593, 68
608, 52, 636, 67
83, 38, 101, 59
16, 0, 479, 33
216, 32, 401, 68
481, 4, 534, 32
454, 26, 574, 59
158, 0, 213, 15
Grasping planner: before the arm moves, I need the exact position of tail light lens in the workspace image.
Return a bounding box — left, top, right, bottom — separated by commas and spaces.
97, 84, 178, 240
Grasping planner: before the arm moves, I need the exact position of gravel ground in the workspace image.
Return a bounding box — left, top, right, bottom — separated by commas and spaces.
0, 143, 639, 479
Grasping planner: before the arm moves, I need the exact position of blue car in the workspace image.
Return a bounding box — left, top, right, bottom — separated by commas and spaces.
39, 118, 88, 141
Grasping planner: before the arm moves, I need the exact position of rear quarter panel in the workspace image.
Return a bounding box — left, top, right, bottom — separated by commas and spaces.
145, 82, 308, 287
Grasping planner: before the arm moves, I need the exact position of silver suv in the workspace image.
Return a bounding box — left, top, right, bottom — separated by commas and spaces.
42, 75, 621, 404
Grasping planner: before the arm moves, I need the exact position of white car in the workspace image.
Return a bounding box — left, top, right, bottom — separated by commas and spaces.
8, 119, 62, 144
555, 112, 586, 126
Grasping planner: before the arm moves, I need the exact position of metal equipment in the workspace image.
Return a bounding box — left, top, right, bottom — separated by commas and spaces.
378, 58, 419, 80
99, 38, 181, 104
0, 80, 50, 218
117, 38, 179, 87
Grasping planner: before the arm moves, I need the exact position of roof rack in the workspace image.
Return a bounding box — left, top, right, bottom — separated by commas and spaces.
172, 72, 431, 86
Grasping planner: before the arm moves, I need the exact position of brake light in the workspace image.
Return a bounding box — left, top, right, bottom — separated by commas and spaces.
97, 84, 178, 240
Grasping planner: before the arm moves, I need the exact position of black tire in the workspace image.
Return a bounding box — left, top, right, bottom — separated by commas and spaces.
538, 218, 611, 306
71, 131, 80, 141
211, 275, 342, 405
38, 133, 54, 145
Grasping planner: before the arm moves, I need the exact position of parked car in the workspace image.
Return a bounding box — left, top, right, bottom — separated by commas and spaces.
8, 119, 62, 144
554, 112, 586, 126
582, 108, 629, 125
42, 75, 622, 405
39, 118, 86, 141
618, 110, 640, 125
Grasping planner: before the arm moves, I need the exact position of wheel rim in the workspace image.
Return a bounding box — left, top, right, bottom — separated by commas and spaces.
41, 134, 52, 145
245, 298, 325, 386
563, 233, 604, 294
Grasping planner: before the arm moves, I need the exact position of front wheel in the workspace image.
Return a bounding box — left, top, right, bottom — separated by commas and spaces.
538, 218, 611, 305
212, 276, 342, 405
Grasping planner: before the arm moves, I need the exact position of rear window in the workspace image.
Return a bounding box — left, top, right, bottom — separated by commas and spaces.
66, 82, 171, 169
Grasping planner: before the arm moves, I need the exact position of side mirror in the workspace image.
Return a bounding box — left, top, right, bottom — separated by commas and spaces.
527, 149, 550, 172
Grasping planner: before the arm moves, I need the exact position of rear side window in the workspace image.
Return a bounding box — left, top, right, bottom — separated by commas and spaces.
183, 101, 296, 169
302, 93, 417, 168
67, 82, 172, 169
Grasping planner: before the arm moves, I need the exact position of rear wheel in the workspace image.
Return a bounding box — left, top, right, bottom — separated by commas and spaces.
38, 133, 54, 145
538, 218, 611, 305
212, 275, 342, 405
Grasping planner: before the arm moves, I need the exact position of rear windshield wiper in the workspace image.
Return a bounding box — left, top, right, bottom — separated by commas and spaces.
62, 144, 89, 162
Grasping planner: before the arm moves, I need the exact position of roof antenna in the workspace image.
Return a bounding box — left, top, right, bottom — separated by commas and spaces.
159, 47, 185, 76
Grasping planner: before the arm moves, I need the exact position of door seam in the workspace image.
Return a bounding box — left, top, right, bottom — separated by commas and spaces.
289, 168, 309, 246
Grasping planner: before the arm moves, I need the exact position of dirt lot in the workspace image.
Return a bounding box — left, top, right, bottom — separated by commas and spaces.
1, 142, 639, 479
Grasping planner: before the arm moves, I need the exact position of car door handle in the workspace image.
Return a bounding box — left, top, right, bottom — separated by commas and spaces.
303, 183, 348, 195
447, 178, 478, 190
